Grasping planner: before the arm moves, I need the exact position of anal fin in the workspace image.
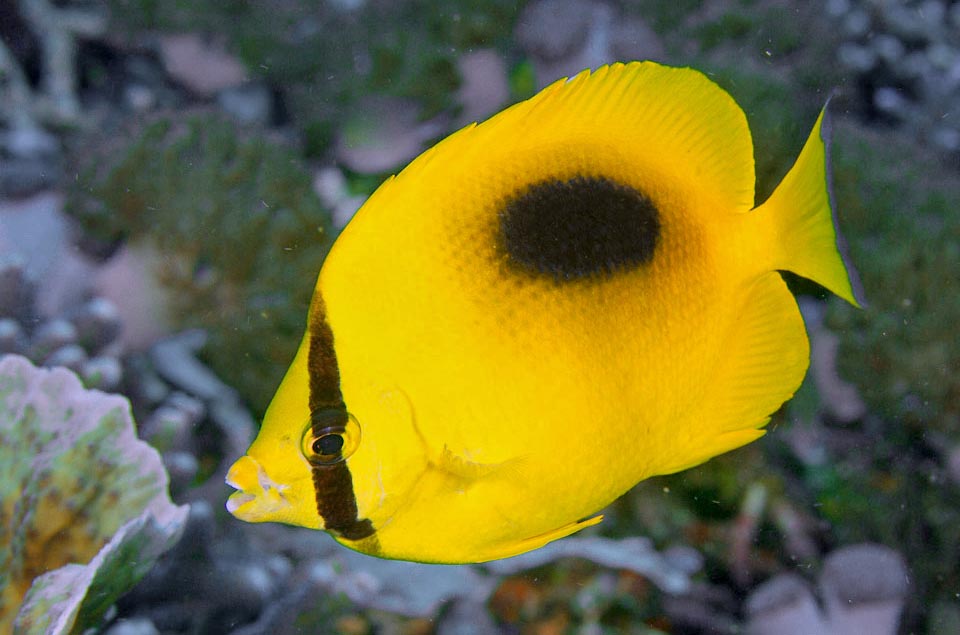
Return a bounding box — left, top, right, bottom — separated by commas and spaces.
659, 272, 809, 474
479, 515, 604, 562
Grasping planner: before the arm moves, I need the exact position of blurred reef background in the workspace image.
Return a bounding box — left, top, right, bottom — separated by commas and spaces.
0, 0, 958, 633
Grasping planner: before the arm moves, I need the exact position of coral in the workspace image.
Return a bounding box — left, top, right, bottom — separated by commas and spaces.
0, 0, 106, 129
66, 115, 333, 413
0, 354, 187, 635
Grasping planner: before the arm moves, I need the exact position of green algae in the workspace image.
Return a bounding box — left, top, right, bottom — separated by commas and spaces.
67, 115, 333, 414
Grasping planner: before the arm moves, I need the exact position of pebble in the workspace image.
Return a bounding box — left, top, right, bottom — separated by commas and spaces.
102, 618, 159, 635
43, 343, 88, 373
874, 87, 910, 116
0, 157, 59, 198
0, 259, 35, 322
163, 451, 199, 495
158, 33, 248, 97
820, 544, 908, 604
80, 355, 123, 391
335, 96, 444, 174
0, 318, 27, 354
455, 49, 510, 126
124, 83, 157, 112
837, 43, 875, 72
30, 318, 78, 360
947, 445, 960, 486
515, 0, 594, 61
151, 330, 240, 403
873, 35, 905, 65
436, 599, 500, 635
834, 0, 960, 154
69, 297, 122, 353
217, 83, 274, 126
1, 125, 59, 159
932, 126, 960, 151
143, 400, 201, 453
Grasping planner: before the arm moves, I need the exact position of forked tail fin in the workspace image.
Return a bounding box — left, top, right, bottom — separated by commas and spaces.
756, 104, 865, 307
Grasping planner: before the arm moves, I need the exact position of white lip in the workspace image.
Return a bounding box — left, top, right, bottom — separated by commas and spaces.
226, 491, 255, 514
225, 469, 245, 491
224, 454, 293, 520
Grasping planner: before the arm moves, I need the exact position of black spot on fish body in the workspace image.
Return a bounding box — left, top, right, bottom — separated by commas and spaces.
498, 176, 660, 280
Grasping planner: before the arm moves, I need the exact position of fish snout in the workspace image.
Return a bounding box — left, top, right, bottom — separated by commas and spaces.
225, 454, 291, 521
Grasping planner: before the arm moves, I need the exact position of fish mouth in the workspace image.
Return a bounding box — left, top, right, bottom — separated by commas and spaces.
225, 455, 292, 521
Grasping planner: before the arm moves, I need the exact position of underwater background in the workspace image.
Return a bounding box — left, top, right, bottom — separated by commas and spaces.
0, 0, 957, 633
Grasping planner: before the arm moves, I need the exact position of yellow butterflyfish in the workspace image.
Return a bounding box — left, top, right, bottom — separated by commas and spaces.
226, 61, 862, 563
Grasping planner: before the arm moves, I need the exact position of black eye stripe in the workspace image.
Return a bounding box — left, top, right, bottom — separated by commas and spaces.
306, 294, 378, 544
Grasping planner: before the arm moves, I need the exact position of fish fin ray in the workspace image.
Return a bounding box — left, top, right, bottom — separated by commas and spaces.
400, 62, 756, 211
430, 445, 524, 484
756, 104, 864, 306
658, 272, 808, 474
478, 515, 604, 562
529, 62, 757, 210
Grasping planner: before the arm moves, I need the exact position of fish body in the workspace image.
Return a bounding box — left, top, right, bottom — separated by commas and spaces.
226, 61, 861, 563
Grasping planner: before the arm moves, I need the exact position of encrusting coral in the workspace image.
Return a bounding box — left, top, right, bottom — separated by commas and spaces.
0, 354, 187, 635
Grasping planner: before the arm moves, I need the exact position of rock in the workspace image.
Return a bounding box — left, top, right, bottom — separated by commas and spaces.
142, 396, 204, 454
515, 0, 594, 62
80, 355, 123, 392
610, 15, 665, 64
150, 330, 239, 404
436, 599, 500, 635
455, 49, 510, 126
745, 573, 826, 635
93, 242, 175, 350
34, 247, 99, 319
809, 328, 867, 423
68, 297, 123, 353
515, 0, 621, 88
124, 84, 157, 112
0, 192, 71, 283
819, 544, 908, 635
873, 87, 910, 118
313, 166, 349, 208
0, 258, 35, 322
42, 343, 88, 373
947, 445, 960, 486
163, 451, 200, 495
29, 317, 78, 360
2, 124, 59, 159
746, 544, 908, 635
514, 0, 663, 89
837, 43, 876, 73
871, 34, 905, 65
486, 535, 695, 594
158, 33, 248, 97
102, 618, 159, 635
218, 83, 274, 126
335, 96, 447, 174
0, 317, 27, 354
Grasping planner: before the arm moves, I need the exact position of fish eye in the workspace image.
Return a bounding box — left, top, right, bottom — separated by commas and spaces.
300, 409, 361, 466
